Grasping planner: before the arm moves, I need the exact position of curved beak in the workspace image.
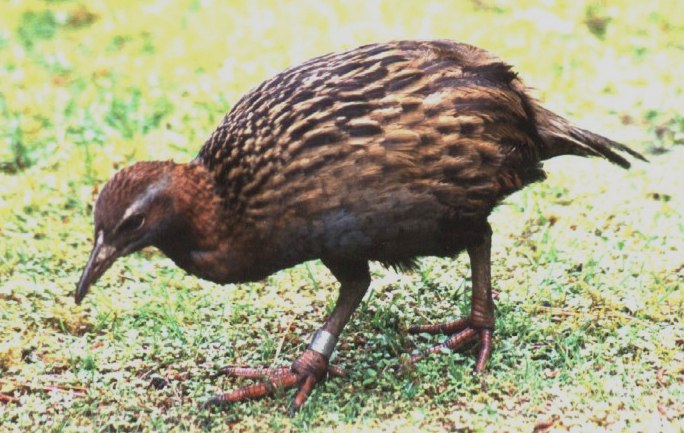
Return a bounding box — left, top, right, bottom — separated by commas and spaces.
75, 231, 120, 305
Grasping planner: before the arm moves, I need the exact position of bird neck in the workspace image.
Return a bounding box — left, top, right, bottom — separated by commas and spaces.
154, 161, 256, 284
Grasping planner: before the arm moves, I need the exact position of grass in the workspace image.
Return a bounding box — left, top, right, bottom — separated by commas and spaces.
1, 0, 683, 432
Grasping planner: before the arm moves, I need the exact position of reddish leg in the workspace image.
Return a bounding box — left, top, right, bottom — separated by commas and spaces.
407, 223, 495, 373
205, 260, 370, 414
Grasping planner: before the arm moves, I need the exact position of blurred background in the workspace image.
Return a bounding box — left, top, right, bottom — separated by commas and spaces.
0, 1, 682, 432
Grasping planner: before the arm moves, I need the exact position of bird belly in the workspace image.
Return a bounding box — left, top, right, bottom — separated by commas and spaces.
267, 185, 491, 268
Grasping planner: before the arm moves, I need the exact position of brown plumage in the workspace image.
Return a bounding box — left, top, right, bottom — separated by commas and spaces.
75, 40, 645, 413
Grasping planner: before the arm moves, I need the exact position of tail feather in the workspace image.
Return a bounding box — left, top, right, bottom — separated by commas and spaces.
536, 107, 647, 168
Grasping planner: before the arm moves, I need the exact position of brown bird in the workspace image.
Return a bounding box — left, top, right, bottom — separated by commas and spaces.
75, 40, 645, 413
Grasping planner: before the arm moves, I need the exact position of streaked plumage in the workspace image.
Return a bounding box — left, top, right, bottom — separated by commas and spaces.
76, 40, 645, 413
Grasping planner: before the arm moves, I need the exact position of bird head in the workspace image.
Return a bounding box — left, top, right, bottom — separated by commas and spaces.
75, 161, 179, 305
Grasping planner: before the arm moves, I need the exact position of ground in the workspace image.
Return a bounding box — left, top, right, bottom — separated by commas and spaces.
0, 1, 682, 432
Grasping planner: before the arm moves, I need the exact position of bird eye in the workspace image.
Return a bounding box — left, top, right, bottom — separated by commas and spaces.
119, 213, 145, 233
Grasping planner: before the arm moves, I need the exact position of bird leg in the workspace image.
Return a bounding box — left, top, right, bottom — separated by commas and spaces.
407, 224, 494, 373
205, 260, 370, 414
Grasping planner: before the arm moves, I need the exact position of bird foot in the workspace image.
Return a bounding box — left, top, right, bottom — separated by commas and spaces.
204, 349, 345, 414
406, 317, 493, 373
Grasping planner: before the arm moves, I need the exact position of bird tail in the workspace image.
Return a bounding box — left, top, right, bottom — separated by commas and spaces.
535, 107, 647, 168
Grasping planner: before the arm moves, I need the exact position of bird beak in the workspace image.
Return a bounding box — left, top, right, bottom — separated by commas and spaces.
75, 230, 120, 305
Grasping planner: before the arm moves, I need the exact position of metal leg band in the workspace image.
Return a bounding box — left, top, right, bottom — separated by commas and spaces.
307, 329, 337, 358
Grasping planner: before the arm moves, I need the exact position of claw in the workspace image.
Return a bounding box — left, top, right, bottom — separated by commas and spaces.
408, 318, 469, 335
326, 364, 347, 378
288, 375, 316, 415
214, 365, 290, 379
205, 349, 341, 412
474, 329, 493, 373
204, 372, 300, 408
407, 318, 493, 372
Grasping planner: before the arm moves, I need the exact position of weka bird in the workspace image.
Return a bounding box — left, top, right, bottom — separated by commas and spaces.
76, 40, 645, 412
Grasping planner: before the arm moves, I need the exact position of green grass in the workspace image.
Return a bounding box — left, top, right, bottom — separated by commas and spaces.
1, 1, 683, 432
